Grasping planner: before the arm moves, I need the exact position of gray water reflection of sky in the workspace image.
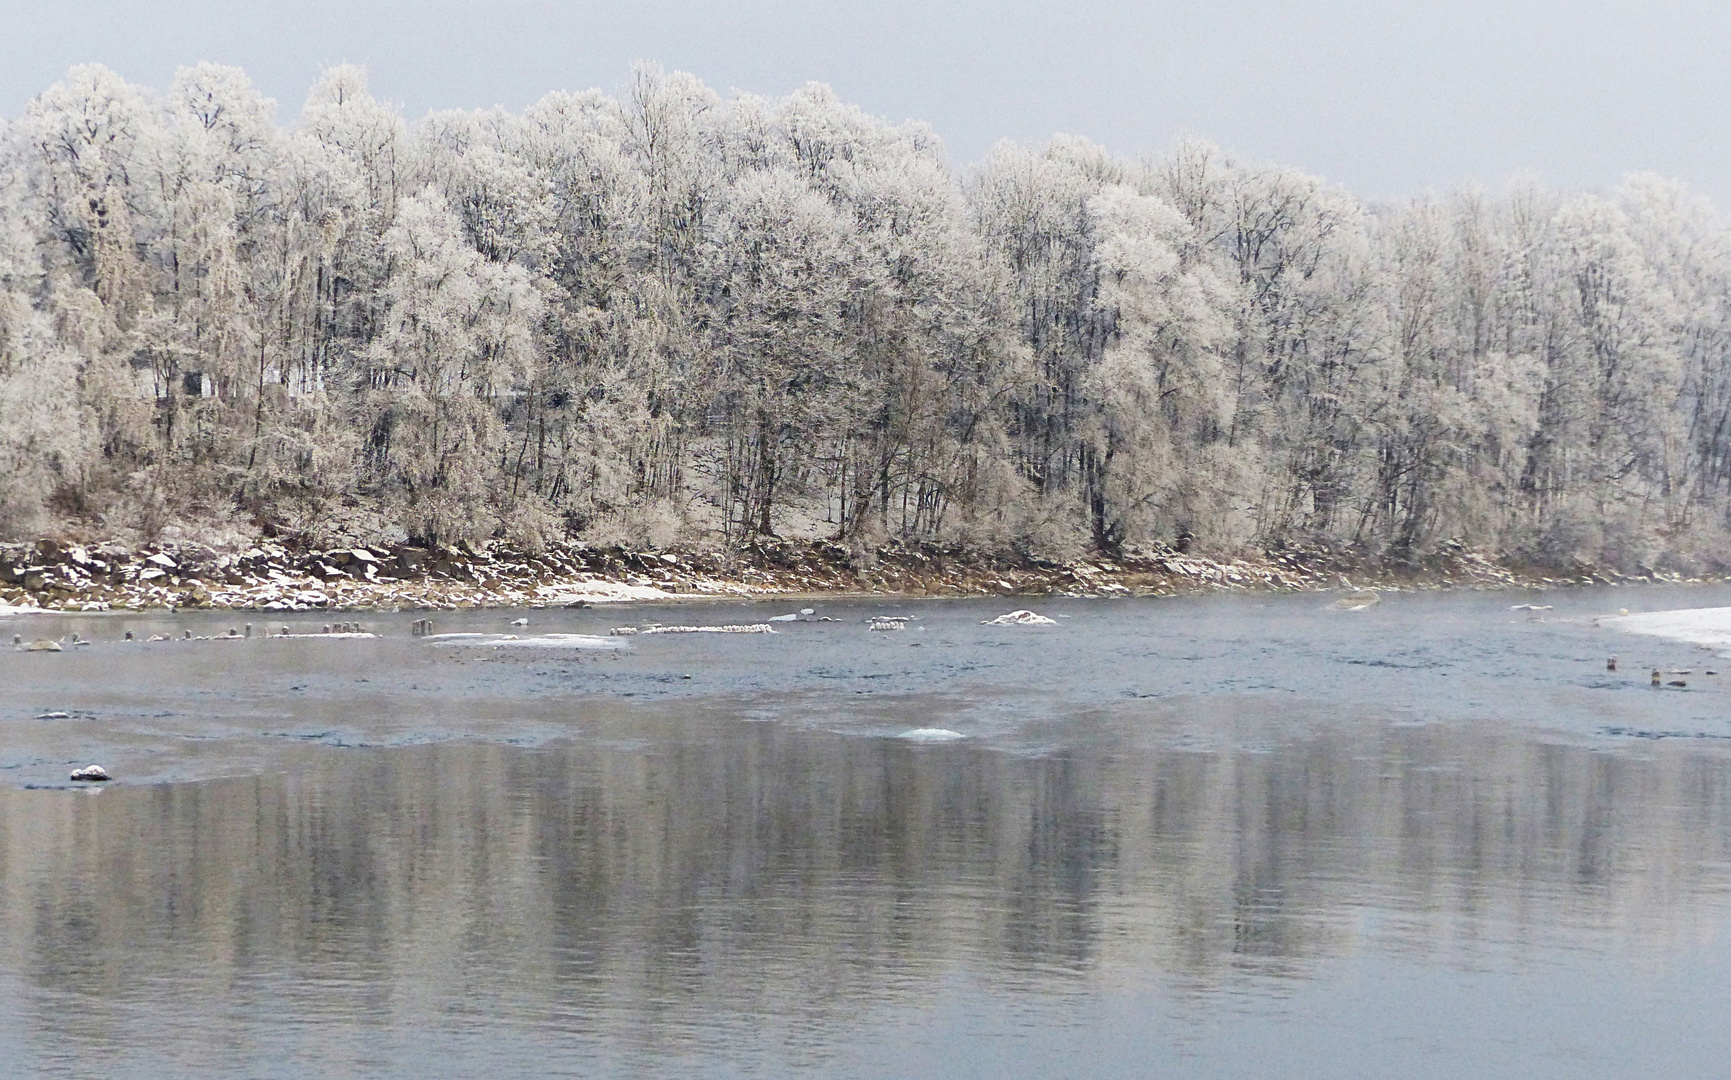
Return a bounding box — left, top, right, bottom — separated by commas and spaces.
3, 1, 1730, 206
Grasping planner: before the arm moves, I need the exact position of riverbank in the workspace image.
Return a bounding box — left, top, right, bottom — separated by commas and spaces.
0, 535, 1692, 614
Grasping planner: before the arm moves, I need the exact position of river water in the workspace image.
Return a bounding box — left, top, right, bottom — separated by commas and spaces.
3, 586, 1731, 1078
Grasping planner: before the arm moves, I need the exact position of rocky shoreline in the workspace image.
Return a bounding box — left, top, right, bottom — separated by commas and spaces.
0, 536, 1694, 614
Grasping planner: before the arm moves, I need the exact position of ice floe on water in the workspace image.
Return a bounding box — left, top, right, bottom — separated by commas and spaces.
1329, 591, 1381, 611
898, 728, 965, 742
497, 633, 631, 650
1601, 607, 1731, 653
609, 624, 776, 636
982, 610, 1057, 626
427, 632, 629, 650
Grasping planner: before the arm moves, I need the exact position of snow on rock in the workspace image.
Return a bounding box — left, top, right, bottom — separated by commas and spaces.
69, 765, 110, 782
898, 728, 965, 741
0, 601, 44, 615
981, 610, 1057, 626
1602, 607, 1731, 653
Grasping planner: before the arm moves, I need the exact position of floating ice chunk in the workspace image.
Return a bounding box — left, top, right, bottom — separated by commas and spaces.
429, 632, 628, 650
1602, 607, 1731, 653
69, 765, 110, 782
35, 711, 70, 720
638, 624, 776, 635
489, 633, 628, 650
899, 728, 965, 742
768, 613, 799, 622
1330, 592, 1380, 611
982, 610, 1057, 626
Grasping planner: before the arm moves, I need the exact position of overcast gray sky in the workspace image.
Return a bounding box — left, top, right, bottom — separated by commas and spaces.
3, 0, 1728, 204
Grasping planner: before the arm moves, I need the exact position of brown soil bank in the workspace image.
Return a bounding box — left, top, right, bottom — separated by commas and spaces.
0, 537, 1687, 613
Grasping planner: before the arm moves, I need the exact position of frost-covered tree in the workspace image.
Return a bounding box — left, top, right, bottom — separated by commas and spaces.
1, 61, 1730, 572
361, 189, 542, 543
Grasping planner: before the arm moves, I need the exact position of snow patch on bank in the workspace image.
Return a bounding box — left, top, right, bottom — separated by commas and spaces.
536, 581, 678, 604
0, 601, 45, 615
1602, 607, 1731, 652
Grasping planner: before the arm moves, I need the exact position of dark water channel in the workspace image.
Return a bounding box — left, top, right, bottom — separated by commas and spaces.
4, 587, 1731, 1077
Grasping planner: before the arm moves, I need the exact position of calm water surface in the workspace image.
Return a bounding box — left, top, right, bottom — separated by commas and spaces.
4, 586, 1731, 1078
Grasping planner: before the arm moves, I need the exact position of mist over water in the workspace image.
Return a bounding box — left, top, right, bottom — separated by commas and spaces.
5, 588, 1731, 1077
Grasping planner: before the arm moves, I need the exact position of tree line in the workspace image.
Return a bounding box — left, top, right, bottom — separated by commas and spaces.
2, 61, 1729, 571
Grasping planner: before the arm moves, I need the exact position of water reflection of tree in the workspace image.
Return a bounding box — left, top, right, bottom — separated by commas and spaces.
3, 721, 1731, 1052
